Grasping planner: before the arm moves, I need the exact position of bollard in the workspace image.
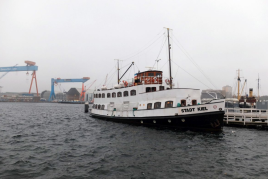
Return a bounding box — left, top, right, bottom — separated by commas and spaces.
84, 102, 89, 113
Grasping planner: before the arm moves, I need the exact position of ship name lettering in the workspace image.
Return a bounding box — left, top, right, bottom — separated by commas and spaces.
197, 107, 208, 111
181, 108, 195, 113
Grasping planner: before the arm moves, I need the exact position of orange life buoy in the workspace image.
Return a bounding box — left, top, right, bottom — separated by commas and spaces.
165, 79, 170, 85
123, 80, 128, 87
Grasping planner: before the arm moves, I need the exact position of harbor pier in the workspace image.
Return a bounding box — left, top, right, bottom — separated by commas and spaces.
224, 108, 268, 129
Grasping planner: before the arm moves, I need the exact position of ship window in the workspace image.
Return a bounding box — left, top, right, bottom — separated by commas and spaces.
152, 87, 156, 92
147, 103, 152, 109
124, 91, 128, 97
102, 93, 105, 98
101, 105, 105, 110
98, 105, 101, 109
117, 92, 122, 97
130, 90, 136, 96
112, 92, 116, 98
159, 86, 164, 91
148, 72, 154, 76
156, 72, 161, 77
154, 102, 161, 109
95, 94, 97, 98
192, 100, 197, 105
107, 93, 111, 98
181, 100, 186, 107
146, 87, 151, 93
98, 94, 101, 98
92, 104, 95, 108
165, 101, 173, 108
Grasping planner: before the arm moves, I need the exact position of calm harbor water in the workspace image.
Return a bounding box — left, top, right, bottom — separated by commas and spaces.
0, 102, 268, 179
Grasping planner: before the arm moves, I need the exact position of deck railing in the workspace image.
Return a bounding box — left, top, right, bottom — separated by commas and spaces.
225, 108, 268, 125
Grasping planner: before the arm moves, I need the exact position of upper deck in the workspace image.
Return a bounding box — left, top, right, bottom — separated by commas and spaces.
135, 70, 163, 85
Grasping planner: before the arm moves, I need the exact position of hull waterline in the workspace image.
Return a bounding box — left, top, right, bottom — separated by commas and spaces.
90, 111, 224, 132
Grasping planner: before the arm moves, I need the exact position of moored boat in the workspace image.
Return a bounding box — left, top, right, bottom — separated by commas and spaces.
89, 28, 225, 131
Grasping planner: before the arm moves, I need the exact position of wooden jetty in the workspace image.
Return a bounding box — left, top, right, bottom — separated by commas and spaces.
224, 108, 268, 129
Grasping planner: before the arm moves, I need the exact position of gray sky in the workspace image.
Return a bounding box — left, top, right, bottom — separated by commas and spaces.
0, 0, 268, 96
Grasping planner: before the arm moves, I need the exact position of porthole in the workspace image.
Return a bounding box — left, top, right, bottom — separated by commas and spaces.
181, 119, 185, 122
153, 120, 156, 123
141, 120, 143, 124
168, 119, 171, 123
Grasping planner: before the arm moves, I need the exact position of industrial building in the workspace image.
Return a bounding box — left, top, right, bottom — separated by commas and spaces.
40, 88, 94, 102
41, 90, 66, 101
0, 92, 40, 102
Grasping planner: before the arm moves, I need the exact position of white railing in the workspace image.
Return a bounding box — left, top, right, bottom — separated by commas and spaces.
225, 108, 268, 125
103, 76, 171, 90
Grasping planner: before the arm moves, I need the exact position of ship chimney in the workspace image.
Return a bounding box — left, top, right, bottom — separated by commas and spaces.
249, 88, 253, 97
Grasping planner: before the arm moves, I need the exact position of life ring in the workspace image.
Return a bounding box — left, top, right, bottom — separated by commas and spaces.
153, 77, 158, 83
146, 78, 150, 83
122, 80, 128, 87
165, 79, 170, 85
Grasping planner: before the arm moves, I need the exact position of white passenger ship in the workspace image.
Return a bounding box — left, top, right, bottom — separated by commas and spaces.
90, 28, 225, 131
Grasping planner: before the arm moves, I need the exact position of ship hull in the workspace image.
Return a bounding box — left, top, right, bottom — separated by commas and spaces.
90, 111, 224, 132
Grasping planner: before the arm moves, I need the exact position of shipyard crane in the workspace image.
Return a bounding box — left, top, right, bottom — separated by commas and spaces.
0, 64, 18, 91
80, 80, 96, 101
49, 77, 90, 101
0, 61, 39, 96
0, 64, 18, 80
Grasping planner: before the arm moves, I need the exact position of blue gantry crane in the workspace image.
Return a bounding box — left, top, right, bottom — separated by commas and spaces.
0, 61, 39, 95
48, 77, 90, 101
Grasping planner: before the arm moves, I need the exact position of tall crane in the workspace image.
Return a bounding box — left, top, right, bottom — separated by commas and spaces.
0, 61, 39, 96
0, 64, 18, 92
0, 64, 18, 80
80, 80, 96, 101
49, 77, 90, 101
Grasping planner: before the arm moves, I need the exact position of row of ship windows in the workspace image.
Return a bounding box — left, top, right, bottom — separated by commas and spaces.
93, 101, 174, 110
94, 86, 166, 98
94, 90, 136, 98
93, 100, 197, 110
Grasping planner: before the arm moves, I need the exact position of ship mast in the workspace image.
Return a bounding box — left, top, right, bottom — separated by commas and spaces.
167, 28, 172, 89
257, 74, 260, 100
237, 69, 240, 100
115, 59, 120, 84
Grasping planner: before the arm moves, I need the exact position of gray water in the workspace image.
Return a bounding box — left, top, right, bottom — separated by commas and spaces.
0, 103, 268, 179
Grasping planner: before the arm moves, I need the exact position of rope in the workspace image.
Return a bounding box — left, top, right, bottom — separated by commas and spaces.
152, 36, 167, 69
172, 60, 212, 89
121, 32, 164, 61
121, 29, 165, 61
171, 35, 218, 89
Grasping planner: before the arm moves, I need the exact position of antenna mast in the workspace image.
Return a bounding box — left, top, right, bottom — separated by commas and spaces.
257, 74, 260, 100
237, 69, 240, 100
167, 28, 172, 89
115, 59, 120, 84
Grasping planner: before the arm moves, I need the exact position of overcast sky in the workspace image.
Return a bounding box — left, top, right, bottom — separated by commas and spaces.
0, 0, 268, 96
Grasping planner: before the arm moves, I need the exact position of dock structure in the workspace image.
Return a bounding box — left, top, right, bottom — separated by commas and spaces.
224, 108, 268, 129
